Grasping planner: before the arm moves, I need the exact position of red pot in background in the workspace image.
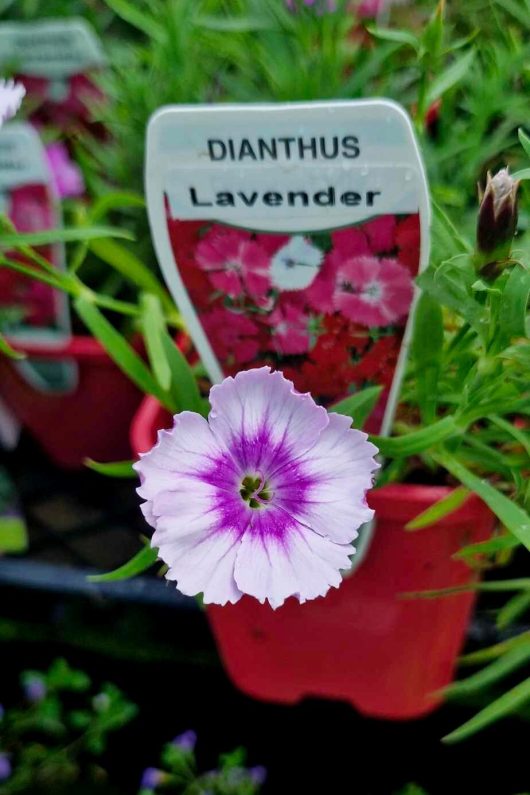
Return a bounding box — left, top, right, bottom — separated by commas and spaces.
0, 337, 143, 469
131, 396, 495, 720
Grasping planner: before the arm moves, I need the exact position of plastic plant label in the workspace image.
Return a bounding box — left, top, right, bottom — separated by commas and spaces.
146, 100, 430, 436
0, 122, 75, 392
0, 18, 105, 117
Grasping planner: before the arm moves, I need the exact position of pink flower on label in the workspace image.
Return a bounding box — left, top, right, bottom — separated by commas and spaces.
196, 229, 271, 300
363, 215, 397, 254
202, 308, 260, 365
135, 368, 378, 608
0, 79, 25, 126
333, 254, 414, 327
45, 142, 85, 199
268, 299, 311, 355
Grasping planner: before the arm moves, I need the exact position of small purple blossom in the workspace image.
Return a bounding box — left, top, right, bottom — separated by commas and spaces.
45, 141, 85, 199
172, 729, 197, 752
249, 765, 267, 786
0, 79, 25, 127
356, 0, 407, 19
135, 367, 378, 609
23, 675, 46, 703
0, 753, 11, 782
140, 767, 165, 790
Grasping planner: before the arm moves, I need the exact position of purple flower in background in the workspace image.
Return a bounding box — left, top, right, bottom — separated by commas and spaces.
0, 754, 11, 782
172, 730, 197, 752
249, 766, 267, 786
45, 141, 85, 199
140, 767, 165, 790
135, 367, 378, 609
23, 674, 46, 703
357, 0, 407, 19
0, 79, 25, 127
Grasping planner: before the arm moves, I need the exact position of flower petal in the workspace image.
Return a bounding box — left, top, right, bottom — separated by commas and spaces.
208, 368, 329, 471
279, 412, 379, 544
234, 513, 353, 609
155, 525, 244, 605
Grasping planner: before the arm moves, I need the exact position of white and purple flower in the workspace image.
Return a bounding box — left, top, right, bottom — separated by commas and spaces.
135, 368, 378, 609
0, 79, 25, 127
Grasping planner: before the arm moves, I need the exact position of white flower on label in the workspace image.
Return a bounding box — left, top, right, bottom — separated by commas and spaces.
270, 236, 323, 291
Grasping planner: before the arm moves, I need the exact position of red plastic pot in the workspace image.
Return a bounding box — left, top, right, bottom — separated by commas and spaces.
131, 396, 495, 720
0, 337, 143, 469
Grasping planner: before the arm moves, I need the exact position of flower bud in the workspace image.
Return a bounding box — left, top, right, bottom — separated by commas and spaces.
476, 168, 519, 256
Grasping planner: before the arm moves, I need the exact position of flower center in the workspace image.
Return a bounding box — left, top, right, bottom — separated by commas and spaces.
239, 474, 273, 509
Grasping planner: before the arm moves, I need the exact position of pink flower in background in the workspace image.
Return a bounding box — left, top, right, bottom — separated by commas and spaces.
135, 367, 378, 607
357, 0, 407, 18
45, 142, 85, 199
196, 229, 271, 300
0, 79, 25, 126
332, 254, 414, 326
267, 299, 311, 355
202, 308, 260, 364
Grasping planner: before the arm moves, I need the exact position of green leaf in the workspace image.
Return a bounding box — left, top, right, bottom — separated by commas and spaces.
443, 642, 530, 697
405, 486, 470, 530
0, 516, 28, 553
519, 128, 530, 159
330, 385, 383, 430
455, 533, 519, 560
433, 450, 530, 551
90, 239, 175, 315
88, 191, 145, 223
442, 676, 530, 743
370, 416, 460, 458
498, 264, 530, 346
88, 543, 158, 583
416, 256, 484, 331
512, 168, 530, 181
411, 293, 444, 424
0, 226, 134, 248
367, 26, 419, 52
497, 591, 530, 629
141, 294, 172, 392
103, 0, 164, 40
161, 332, 204, 415
74, 296, 170, 407
84, 459, 136, 478
426, 50, 475, 105
0, 334, 26, 360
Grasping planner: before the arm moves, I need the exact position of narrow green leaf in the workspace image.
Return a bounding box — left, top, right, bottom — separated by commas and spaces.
498, 264, 530, 346
88, 543, 158, 583
460, 631, 530, 666
330, 385, 383, 429
84, 459, 136, 478
88, 191, 145, 224
160, 332, 204, 415
0, 516, 28, 553
405, 487, 470, 530
411, 293, 444, 424
90, 239, 174, 314
367, 26, 419, 51
497, 591, 530, 630
442, 677, 530, 743
455, 533, 519, 560
512, 168, 530, 181
370, 416, 459, 458
426, 50, 475, 105
103, 0, 164, 39
433, 450, 530, 551
444, 642, 530, 698
490, 415, 530, 458
141, 294, 172, 392
0, 334, 26, 360
74, 296, 169, 406
0, 226, 134, 247
519, 128, 530, 159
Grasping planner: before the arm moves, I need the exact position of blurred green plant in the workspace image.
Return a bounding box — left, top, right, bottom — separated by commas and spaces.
0, 658, 137, 793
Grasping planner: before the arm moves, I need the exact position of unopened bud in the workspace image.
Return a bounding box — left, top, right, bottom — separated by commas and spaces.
477, 168, 519, 256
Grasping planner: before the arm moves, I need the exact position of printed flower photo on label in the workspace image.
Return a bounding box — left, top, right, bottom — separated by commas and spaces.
166, 206, 420, 433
